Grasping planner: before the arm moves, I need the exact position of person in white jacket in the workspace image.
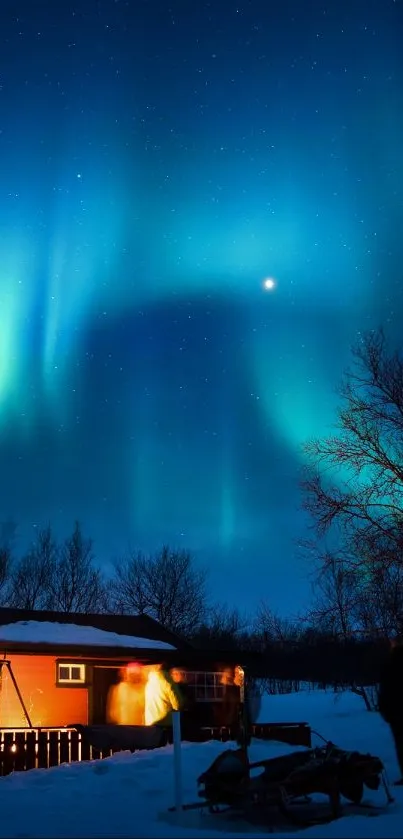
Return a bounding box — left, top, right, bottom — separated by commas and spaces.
145, 663, 181, 726
106, 663, 145, 725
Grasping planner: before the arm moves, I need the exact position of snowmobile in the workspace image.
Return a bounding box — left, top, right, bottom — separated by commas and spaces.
176, 741, 394, 827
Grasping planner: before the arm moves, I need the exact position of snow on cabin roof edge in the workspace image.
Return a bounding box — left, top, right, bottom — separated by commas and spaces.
0, 621, 176, 651
0, 607, 190, 650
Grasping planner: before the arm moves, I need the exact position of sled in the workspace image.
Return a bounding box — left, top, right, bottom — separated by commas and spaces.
178, 742, 392, 827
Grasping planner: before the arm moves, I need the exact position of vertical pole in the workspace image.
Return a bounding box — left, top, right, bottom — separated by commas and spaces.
5, 661, 33, 728
172, 711, 183, 815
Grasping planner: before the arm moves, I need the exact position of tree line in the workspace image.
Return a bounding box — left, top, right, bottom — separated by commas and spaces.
0, 327, 402, 688
302, 328, 403, 642
0, 522, 290, 646
0, 521, 389, 688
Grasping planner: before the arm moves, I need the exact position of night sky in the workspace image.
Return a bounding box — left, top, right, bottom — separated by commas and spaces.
0, 0, 402, 614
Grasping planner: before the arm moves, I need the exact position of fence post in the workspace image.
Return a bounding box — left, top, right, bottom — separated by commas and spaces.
172, 711, 183, 817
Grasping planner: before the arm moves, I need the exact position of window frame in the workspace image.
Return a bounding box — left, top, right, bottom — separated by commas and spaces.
56, 661, 87, 687
185, 670, 226, 702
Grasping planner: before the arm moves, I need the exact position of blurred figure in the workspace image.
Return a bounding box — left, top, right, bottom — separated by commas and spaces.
170, 668, 188, 705
107, 662, 145, 725
170, 667, 194, 736
378, 635, 403, 785
145, 663, 181, 726
234, 665, 262, 723
234, 665, 244, 693
214, 666, 240, 727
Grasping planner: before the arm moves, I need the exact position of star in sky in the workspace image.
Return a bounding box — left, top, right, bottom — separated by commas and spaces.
262, 278, 276, 291
0, 0, 401, 614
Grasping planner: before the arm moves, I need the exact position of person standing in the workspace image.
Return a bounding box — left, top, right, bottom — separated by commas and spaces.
144, 663, 181, 726
378, 635, 403, 785
170, 668, 194, 736
106, 662, 146, 726
214, 667, 240, 727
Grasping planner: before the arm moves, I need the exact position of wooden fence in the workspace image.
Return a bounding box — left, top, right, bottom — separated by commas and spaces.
0, 721, 311, 778
0, 728, 115, 776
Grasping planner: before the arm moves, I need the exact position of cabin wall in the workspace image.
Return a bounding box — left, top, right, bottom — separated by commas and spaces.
0, 654, 88, 727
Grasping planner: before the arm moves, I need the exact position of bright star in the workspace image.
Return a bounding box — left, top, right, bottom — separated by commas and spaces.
262, 277, 276, 291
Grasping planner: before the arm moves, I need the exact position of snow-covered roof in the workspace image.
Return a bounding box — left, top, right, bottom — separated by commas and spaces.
0, 621, 176, 651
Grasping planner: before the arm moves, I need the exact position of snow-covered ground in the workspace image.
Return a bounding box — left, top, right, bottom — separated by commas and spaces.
0, 688, 401, 838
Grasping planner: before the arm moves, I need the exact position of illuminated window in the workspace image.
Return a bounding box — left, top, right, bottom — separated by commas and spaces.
57, 663, 86, 685
186, 671, 225, 701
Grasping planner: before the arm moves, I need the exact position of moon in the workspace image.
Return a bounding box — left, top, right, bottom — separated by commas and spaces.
262, 277, 276, 291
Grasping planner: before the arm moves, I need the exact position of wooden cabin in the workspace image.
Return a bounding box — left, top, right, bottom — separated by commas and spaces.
0, 608, 242, 729
0, 609, 311, 777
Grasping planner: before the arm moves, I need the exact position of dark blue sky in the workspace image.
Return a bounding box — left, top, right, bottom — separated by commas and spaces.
0, 0, 402, 614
